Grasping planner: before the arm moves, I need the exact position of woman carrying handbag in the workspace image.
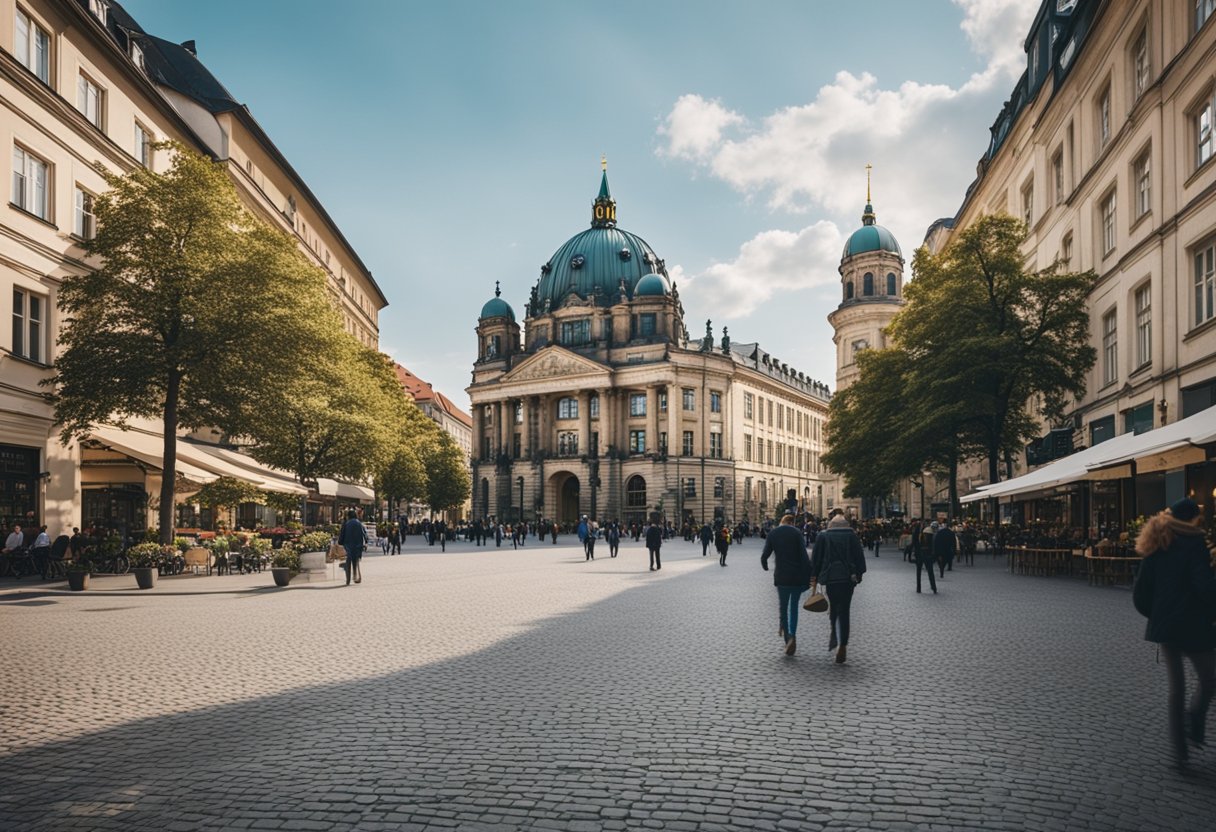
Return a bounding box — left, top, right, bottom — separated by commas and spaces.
810, 514, 867, 664
1133, 498, 1216, 769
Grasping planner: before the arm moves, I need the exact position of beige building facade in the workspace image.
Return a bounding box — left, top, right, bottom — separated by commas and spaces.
468, 168, 832, 528
929, 0, 1216, 518
0, 0, 385, 536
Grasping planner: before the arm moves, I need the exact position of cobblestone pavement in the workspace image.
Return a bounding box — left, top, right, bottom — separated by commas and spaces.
1, 535, 1211, 830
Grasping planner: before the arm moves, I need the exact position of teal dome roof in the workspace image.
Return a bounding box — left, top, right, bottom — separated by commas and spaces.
634, 272, 670, 297
480, 296, 515, 321
842, 201, 901, 259
531, 167, 666, 310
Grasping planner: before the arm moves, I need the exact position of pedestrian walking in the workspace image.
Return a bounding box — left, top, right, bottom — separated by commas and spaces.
607, 524, 620, 558
645, 521, 663, 571
912, 520, 937, 594
699, 523, 713, 557
716, 525, 731, 566
760, 514, 812, 656
933, 521, 957, 578
1133, 498, 1216, 769
810, 514, 867, 664
339, 510, 367, 585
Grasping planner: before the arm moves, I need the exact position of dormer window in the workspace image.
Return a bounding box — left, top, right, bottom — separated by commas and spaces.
131, 42, 145, 72
89, 0, 107, 25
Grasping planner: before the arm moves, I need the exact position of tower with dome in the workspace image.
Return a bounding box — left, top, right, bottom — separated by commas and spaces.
468, 162, 834, 527
827, 167, 906, 393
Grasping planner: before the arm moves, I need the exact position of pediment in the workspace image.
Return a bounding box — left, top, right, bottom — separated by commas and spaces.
500, 346, 610, 383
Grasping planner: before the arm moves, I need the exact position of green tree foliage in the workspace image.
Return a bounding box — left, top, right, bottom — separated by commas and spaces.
889, 214, 1095, 494
424, 431, 471, 514
49, 143, 335, 543
375, 402, 435, 510
191, 476, 263, 529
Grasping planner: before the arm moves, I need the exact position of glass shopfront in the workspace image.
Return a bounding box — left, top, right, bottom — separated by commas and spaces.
0, 445, 39, 531
82, 485, 146, 538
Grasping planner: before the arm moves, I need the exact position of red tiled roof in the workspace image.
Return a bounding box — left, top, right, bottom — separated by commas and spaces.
394, 363, 471, 428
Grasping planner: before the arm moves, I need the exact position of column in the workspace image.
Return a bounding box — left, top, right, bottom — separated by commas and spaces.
578, 390, 591, 457
667, 384, 680, 456
598, 390, 611, 455
520, 397, 531, 457
539, 394, 550, 454
492, 402, 502, 456
646, 386, 658, 454
471, 404, 484, 461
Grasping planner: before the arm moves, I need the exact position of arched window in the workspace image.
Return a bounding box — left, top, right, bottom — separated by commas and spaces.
863, 273, 874, 296
557, 397, 578, 419
626, 476, 647, 509
887, 272, 897, 295
845, 282, 854, 300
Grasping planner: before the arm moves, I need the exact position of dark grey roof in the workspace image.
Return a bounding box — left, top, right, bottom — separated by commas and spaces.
141, 34, 240, 114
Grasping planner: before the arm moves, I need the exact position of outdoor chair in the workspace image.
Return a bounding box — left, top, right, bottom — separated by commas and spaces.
183, 546, 211, 576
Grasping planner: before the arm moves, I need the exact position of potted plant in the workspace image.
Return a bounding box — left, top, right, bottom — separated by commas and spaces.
127, 542, 163, 589
67, 557, 92, 591
270, 542, 301, 587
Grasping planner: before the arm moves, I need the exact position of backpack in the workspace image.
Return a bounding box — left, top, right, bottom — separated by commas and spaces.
1132, 553, 1155, 618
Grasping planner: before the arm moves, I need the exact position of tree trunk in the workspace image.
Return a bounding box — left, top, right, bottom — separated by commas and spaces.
948, 453, 959, 520
158, 372, 180, 545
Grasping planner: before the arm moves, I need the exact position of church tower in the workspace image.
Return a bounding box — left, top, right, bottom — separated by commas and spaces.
827, 167, 905, 392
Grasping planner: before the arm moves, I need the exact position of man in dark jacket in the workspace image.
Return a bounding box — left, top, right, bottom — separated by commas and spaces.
761, 514, 813, 656
607, 523, 620, 558
699, 523, 713, 557
933, 521, 958, 578
645, 522, 663, 571
338, 510, 367, 585
810, 514, 867, 663
912, 520, 937, 594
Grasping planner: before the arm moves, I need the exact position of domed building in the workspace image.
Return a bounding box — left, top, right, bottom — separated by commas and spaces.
468, 163, 834, 527
827, 171, 905, 392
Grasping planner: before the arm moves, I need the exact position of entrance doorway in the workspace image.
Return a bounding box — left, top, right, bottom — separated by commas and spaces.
624, 475, 646, 528
553, 473, 580, 526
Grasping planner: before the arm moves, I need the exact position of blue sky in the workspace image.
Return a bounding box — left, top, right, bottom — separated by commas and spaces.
122, 0, 1038, 409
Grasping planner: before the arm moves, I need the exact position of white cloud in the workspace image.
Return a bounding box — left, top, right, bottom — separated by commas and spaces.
673, 222, 843, 319
658, 0, 1037, 307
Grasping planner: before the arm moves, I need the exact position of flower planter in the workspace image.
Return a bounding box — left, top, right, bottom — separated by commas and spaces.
132, 567, 157, 590
67, 571, 90, 592
271, 567, 293, 587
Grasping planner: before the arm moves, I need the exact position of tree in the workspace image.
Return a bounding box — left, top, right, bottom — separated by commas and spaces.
888, 213, 1096, 495
191, 476, 263, 530
375, 400, 436, 515
242, 338, 408, 506
49, 143, 336, 543
424, 431, 471, 516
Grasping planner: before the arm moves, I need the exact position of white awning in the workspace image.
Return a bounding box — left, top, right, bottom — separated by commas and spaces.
315, 477, 339, 496
962, 406, 1216, 503
87, 426, 219, 485
314, 478, 374, 501
185, 443, 309, 495
174, 439, 309, 495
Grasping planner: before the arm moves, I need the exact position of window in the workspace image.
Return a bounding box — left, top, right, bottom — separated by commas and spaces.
88, 0, 107, 24
684, 478, 696, 498
629, 430, 646, 454
786, 408, 793, 431
629, 393, 646, 417
484, 334, 500, 358
776, 444, 784, 468
559, 318, 591, 346
1098, 85, 1111, 150
638, 313, 656, 337
1090, 415, 1116, 446
744, 433, 752, 462
557, 431, 579, 456
626, 477, 647, 508
756, 396, 764, 424
14, 8, 50, 85
589, 396, 599, 419
851, 339, 869, 362
1102, 309, 1118, 386
1195, 240, 1216, 327
744, 477, 752, 503
515, 402, 523, 424
1124, 402, 1154, 436
134, 123, 152, 168
512, 433, 521, 458
1133, 150, 1151, 219
766, 440, 773, 465
710, 432, 722, 459
1101, 189, 1117, 256
710, 391, 721, 413
767, 399, 773, 425
1021, 179, 1034, 225
777, 403, 784, 428
1197, 99, 1214, 169
658, 391, 667, 412
557, 397, 578, 420
863, 272, 874, 296
73, 187, 95, 239
845, 282, 854, 300
682, 388, 695, 411
744, 392, 754, 420
1135, 283, 1151, 367
1132, 28, 1150, 100
11, 288, 45, 363
714, 477, 724, 499
682, 431, 694, 456
659, 431, 667, 453
131, 42, 145, 72
886, 272, 896, 295
1199, 0, 1216, 32
1061, 232, 1073, 267
77, 74, 104, 129
11, 146, 49, 220
1052, 148, 1065, 205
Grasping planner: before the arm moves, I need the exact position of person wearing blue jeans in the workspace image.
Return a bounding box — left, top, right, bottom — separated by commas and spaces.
761, 514, 813, 656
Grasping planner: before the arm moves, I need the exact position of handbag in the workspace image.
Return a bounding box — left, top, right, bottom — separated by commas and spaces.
803, 588, 828, 612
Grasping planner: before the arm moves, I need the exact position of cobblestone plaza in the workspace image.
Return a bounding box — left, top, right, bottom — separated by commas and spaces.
1, 539, 1211, 831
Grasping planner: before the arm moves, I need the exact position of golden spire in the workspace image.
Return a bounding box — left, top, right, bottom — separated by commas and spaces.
865, 163, 872, 203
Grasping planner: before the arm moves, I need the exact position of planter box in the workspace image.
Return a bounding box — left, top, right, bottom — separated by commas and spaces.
271, 567, 293, 587
132, 567, 157, 590
296, 550, 329, 582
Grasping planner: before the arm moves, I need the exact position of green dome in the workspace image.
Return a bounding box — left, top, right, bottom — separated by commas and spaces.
842, 201, 901, 259
480, 296, 515, 321
534, 225, 662, 309
634, 272, 670, 297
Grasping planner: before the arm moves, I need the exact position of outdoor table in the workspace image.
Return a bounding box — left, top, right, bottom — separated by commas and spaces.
1085, 555, 1139, 586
